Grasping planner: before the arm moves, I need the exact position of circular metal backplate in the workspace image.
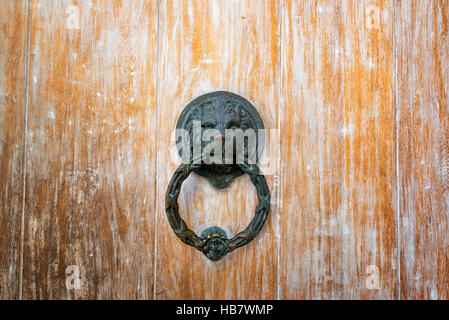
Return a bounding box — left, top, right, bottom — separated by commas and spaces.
175, 91, 265, 189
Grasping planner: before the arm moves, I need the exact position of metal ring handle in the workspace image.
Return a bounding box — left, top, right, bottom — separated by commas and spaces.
165, 163, 270, 261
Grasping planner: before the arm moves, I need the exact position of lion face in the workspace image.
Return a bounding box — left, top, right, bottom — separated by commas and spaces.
176, 92, 265, 189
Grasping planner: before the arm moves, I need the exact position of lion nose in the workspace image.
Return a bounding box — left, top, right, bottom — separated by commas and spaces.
216, 126, 226, 137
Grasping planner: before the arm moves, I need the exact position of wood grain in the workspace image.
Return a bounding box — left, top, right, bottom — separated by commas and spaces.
396, 0, 449, 300
22, 0, 158, 299
1, 0, 448, 300
279, 0, 398, 299
0, 0, 28, 299
155, 0, 280, 299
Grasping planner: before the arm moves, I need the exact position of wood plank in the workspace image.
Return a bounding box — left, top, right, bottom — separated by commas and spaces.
0, 0, 29, 299
22, 0, 158, 299
280, 0, 398, 299
155, 0, 280, 299
396, 0, 449, 299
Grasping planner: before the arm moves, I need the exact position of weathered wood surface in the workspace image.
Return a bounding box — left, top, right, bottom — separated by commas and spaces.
279, 0, 398, 299
154, 0, 280, 299
0, 0, 447, 299
396, 0, 449, 300
0, 0, 28, 300
21, 0, 158, 299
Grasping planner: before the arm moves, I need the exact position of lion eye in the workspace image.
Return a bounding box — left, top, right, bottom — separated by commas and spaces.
227, 122, 239, 129
202, 122, 215, 129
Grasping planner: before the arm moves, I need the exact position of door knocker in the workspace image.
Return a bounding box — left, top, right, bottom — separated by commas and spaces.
165, 91, 270, 261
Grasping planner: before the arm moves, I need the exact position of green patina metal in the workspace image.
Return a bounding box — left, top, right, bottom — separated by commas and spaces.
165, 91, 270, 262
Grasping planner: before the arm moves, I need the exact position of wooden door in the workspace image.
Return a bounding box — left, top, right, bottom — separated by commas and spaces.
0, 0, 447, 300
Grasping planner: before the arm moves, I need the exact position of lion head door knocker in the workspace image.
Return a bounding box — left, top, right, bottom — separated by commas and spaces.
165, 91, 270, 262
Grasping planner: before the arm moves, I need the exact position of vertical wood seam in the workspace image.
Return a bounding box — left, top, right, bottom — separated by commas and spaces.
275, 0, 282, 301
152, 0, 162, 301
393, 0, 402, 300
19, 0, 32, 300
70, 1, 83, 300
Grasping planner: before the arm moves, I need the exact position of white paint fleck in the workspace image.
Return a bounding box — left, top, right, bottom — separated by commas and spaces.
341, 124, 354, 136
430, 288, 438, 300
